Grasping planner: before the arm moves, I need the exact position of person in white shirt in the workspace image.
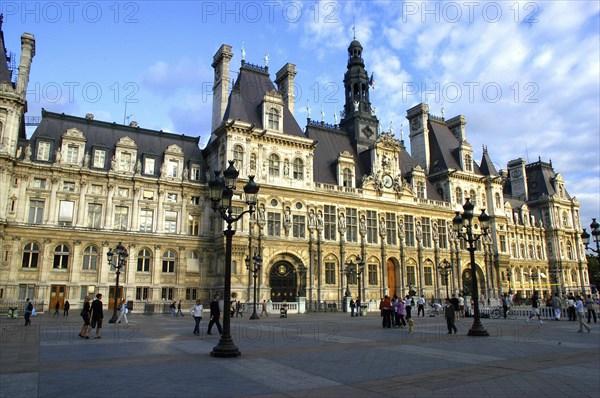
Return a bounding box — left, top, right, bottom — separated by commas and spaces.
575, 295, 591, 333
190, 299, 204, 336
116, 298, 129, 325
417, 296, 426, 317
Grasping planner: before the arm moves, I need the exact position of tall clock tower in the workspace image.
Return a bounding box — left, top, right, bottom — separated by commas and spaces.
339, 38, 379, 154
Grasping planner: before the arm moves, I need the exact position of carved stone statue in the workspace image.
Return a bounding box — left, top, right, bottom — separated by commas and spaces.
379, 218, 386, 237
83, 152, 90, 167
183, 167, 189, 181
353, 100, 359, 112
111, 155, 117, 171
359, 215, 367, 236
308, 209, 316, 228
55, 148, 62, 163
416, 221, 422, 241
338, 212, 346, 230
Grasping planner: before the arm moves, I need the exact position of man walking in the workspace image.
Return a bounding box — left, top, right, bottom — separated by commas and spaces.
575, 295, 592, 333
207, 294, 223, 335
444, 298, 457, 334
585, 294, 597, 324
502, 293, 509, 319
260, 299, 269, 317
526, 290, 544, 325
24, 298, 33, 326
552, 294, 563, 321
90, 293, 104, 339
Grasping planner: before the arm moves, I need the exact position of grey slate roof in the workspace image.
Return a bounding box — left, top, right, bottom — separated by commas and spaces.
219, 63, 304, 137
479, 149, 498, 176
0, 20, 14, 85
27, 110, 207, 182
427, 119, 483, 175
503, 159, 568, 201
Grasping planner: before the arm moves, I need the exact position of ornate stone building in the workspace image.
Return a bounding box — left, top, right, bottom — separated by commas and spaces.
0, 23, 588, 310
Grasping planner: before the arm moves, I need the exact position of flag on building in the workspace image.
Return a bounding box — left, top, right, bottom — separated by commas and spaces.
369, 72, 375, 89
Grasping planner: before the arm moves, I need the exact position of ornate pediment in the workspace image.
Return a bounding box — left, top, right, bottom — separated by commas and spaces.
165, 144, 184, 156
116, 136, 137, 149
62, 128, 86, 142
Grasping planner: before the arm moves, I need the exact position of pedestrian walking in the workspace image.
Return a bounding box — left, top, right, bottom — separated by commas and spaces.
207, 294, 223, 335
405, 295, 412, 319
444, 298, 458, 334
394, 297, 407, 328
176, 300, 185, 317
63, 300, 70, 317
417, 295, 425, 317
380, 295, 392, 328
451, 294, 460, 320
79, 295, 91, 339
54, 301, 60, 316
260, 299, 269, 317
585, 294, 597, 324
356, 299, 361, 317
24, 298, 33, 326
350, 299, 356, 317
502, 293, 509, 319
190, 299, 204, 336
552, 294, 563, 320
115, 298, 129, 325
526, 291, 544, 325
575, 295, 592, 333
170, 301, 177, 317
90, 293, 104, 339
458, 295, 465, 319
566, 295, 576, 321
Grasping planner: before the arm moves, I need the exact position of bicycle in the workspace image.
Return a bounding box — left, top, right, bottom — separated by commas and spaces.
490, 306, 517, 320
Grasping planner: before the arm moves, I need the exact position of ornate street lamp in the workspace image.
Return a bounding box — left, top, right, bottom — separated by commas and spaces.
107, 242, 128, 324
208, 160, 259, 357
344, 256, 365, 311
344, 260, 356, 299
245, 239, 262, 320
581, 218, 600, 255
525, 269, 539, 296
437, 259, 452, 299
452, 198, 490, 336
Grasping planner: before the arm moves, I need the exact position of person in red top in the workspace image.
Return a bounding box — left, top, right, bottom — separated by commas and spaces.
380, 295, 392, 328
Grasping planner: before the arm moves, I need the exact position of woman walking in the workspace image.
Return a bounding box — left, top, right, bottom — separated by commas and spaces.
190, 299, 204, 336
115, 298, 129, 325
79, 296, 91, 339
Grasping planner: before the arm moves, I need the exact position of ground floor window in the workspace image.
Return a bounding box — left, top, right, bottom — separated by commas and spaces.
136, 287, 149, 301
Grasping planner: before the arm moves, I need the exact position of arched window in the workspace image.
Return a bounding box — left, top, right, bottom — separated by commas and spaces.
470, 190, 477, 206
342, 168, 353, 187
162, 250, 176, 273
137, 248, 152, 272
416, 181, 425, 199
495, 193, 501, 208
82, 246, 99, 270
268, 153, 280, 177
233, 145, 244, 170
53, 244, 70, 269
267, 108, 280, 130
464, 154, 472, 172
22, 242, 40, 268
292, 158, 304, 180
528, 244, 534, 259
566, 241, 573, 260
455, 187, 463, 204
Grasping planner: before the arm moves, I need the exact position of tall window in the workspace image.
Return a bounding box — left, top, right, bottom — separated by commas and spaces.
267, 212, 281, 236
422, 218, 432, 248
346, 208, 358, 243
386, 213, 397, 245
416, 181, 425, 199
162, 250, 176, 273
53, 244, 70, 269
66, 144, 80, 164
58, 200, 75, 226
499, 235, 507, 252
137, 248, 152, 272
366, 210, 378, 244
470, 190, 477, 206
37, 141, 51, 161
161, 287, 174, 300
164, 211, 178, 233
93, 149, 106, 168
114, 206, 129, 230
233, 145, 244, 170
424, 266, 433, 286
136, 287, 149, 300
22, 242, 40, 268
566, 241, 573, 260
342, 168, 353, 187
267, 108, 280, 130
144, 157, 155, 175
188, 214, 200, 236
455, 187, 463, 204
404, 215, 415, 247
82, 246, 99, 270
88, 203, 102, 228
293, 158, 304, 180
168, 159, 179, 178
324, 205, 336, 241
186, 288, 198, 301
438, 220, 447, 249
464, 154, 472, 172
28, 199, 45, 224
190, 164, 201, 180
292, 215, 305, 238
325, 262, 336, 284
119, 152, 132, 172
268, 154, 280, 177
368, 264, 378, 285
407, 265, 416, 285
139, 209, 154, 232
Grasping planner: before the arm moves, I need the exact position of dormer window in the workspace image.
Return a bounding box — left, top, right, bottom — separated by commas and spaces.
168, 159, 179, 178
268, 108, 280, 130
119, 152, 133, 172
144, 157, 156, 175
37, 141, 51, 161
342, 168, 353, 187
93, 149, 106, 168
416, 181, 425, 199
464, 154, 472, 172
233, 145, 244, 170
190, 164, 200, 181
65, 144, 81, 165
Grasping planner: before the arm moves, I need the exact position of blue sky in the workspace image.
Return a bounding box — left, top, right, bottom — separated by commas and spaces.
2, 0, 599, 229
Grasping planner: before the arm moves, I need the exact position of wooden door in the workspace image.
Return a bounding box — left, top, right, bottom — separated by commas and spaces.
386, 259, 396, 297
49, 285, 66, 312
108, 286, 124, 310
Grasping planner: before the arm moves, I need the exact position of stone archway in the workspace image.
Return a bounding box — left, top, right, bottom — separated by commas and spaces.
461, 264, 486, 296
269, 261, 297, 302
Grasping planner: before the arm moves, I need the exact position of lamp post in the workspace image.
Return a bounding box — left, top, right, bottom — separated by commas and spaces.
452, 198, 490, 337
208, 160, 259, 358
581, 218, 600, 256
245, 238, 262, 320
525, 270, 539, 296
107, 242, 128, 324
344, 260, 356, 299
437, 259, 452, 299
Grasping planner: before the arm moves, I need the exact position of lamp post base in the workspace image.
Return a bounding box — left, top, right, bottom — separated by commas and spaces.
108, 314, 118, 324
249, 310, 259, 320
210, 337, 241, 358
467, 322, 489, 336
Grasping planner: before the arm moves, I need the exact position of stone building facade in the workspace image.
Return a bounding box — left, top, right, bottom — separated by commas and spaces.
0, 24, 588, 310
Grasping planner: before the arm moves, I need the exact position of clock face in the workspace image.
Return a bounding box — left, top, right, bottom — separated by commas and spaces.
411, 118, 421, 130
383, 174, 393, 188
277, 265, 287, 275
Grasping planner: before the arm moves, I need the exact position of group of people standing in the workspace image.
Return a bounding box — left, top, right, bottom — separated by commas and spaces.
79, 293, 105, 339
378, 295, 416, 330
548, 292, 596, 333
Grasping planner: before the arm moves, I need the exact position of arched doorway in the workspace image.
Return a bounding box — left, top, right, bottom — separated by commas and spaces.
269, 261, 297, 302
462, 265, 486, 297
386, 258, 396, 297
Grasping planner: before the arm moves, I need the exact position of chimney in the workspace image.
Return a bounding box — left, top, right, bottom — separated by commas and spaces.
211, 44, 233, 132
407, 103, 430, 173
129, 121, 138, 127
507, 158, 528, 200
16, 33, 35, 95
85, 113, 94, 120
275, 63, 297, 116
446, 115, 467, 142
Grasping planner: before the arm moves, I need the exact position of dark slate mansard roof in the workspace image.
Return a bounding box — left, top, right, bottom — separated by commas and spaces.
0, 16, 13, 85
25, 110, 208, 182
503, 159, 568, 201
